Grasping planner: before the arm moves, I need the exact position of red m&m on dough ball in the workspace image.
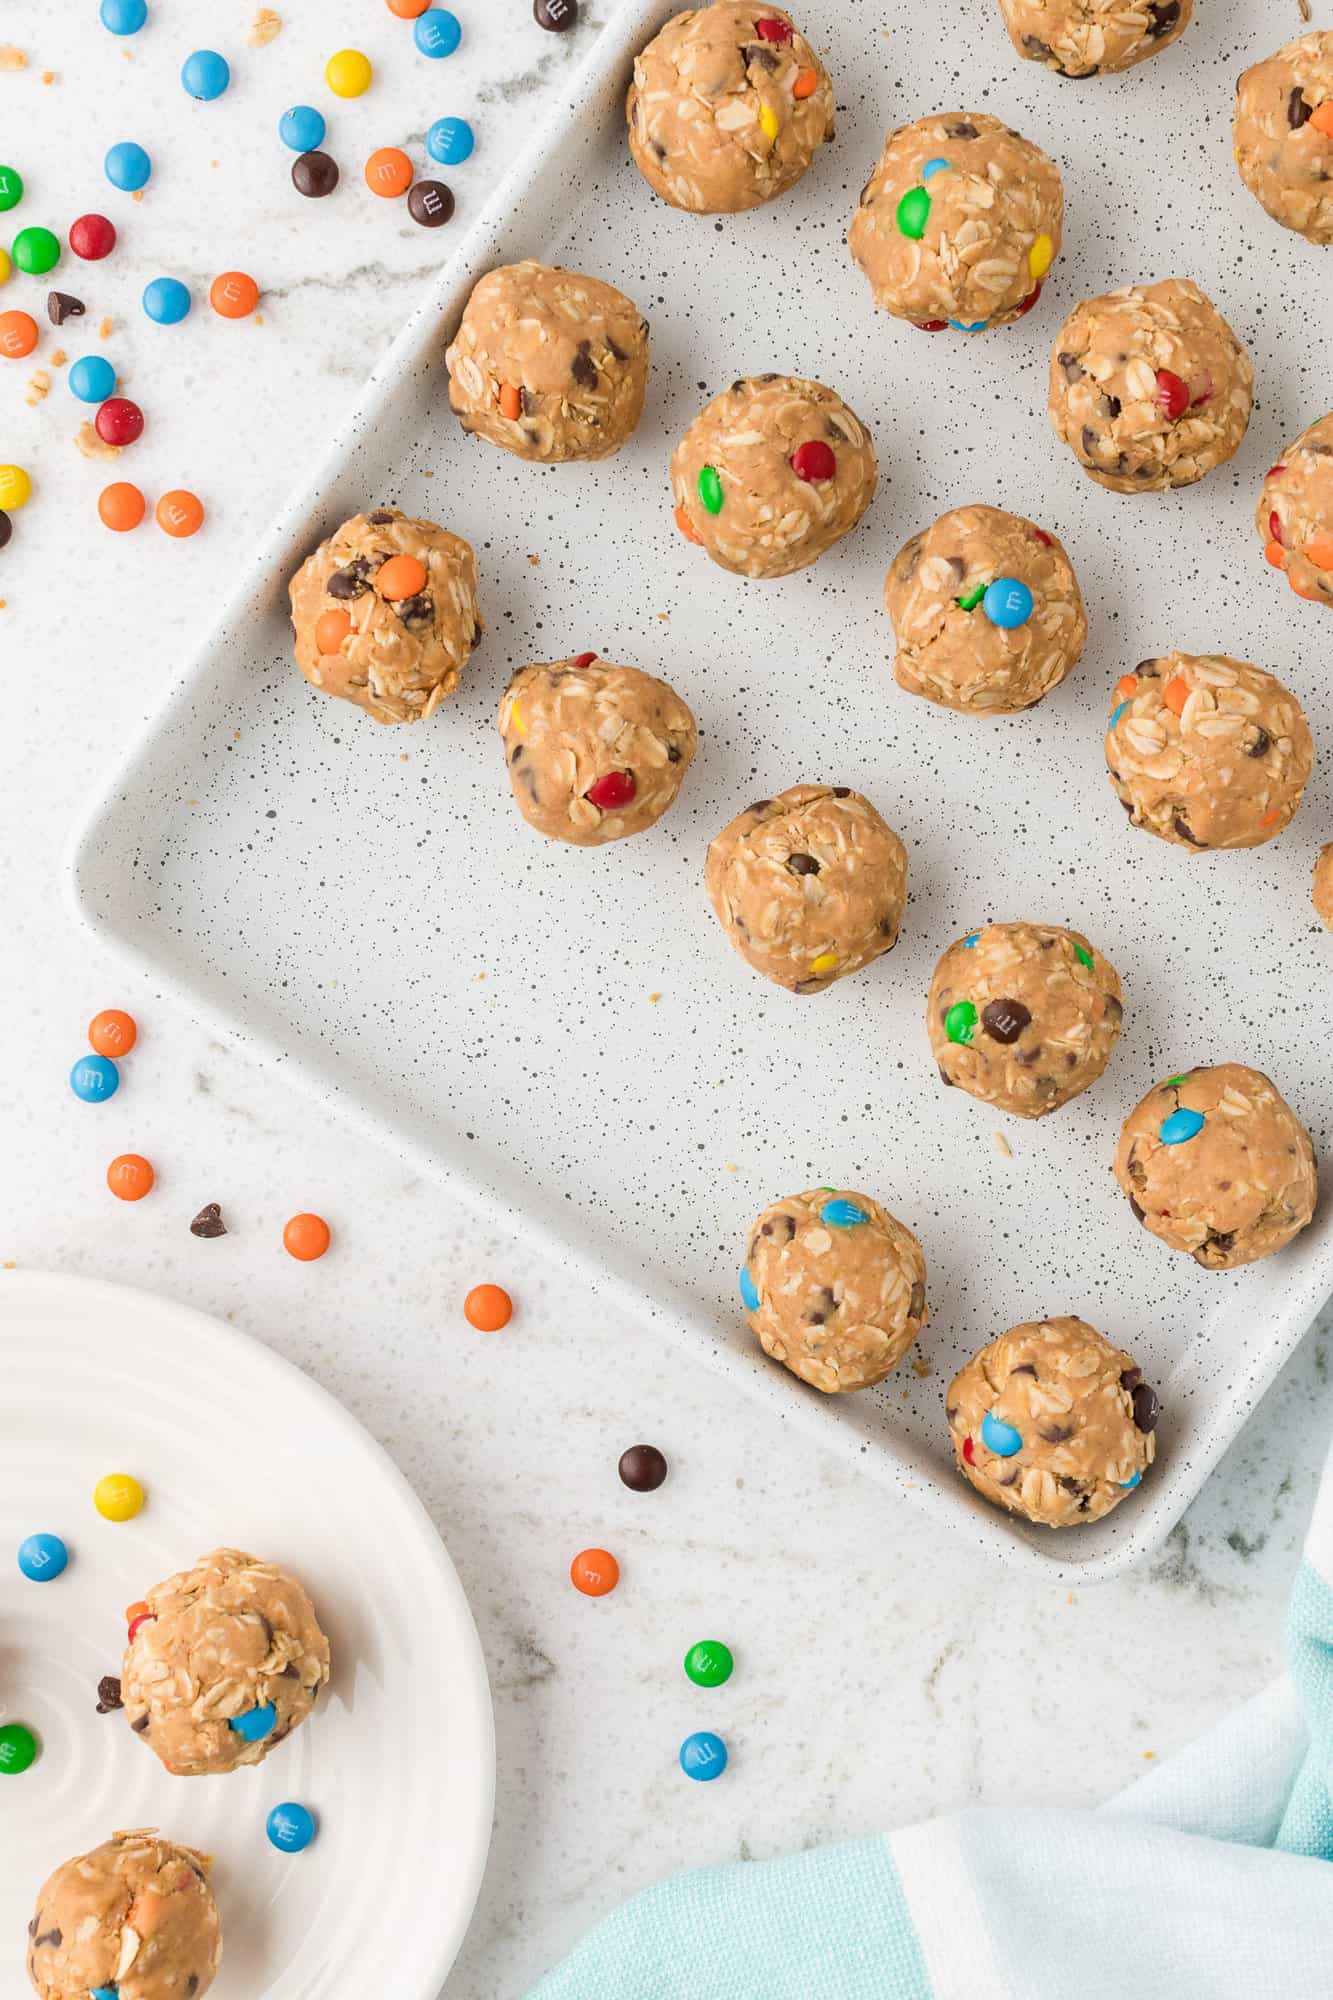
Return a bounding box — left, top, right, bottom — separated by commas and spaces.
790, 440, 836, 483
754, 15, 793, 40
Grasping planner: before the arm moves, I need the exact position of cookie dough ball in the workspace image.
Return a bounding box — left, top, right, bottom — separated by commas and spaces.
928, 921, 1123, 1118
289, 507, 480, 725
1049, 280, 1252, 493
1258, 412, 1333, 609
1115, 1063, 1317, 1269
705, 785, 908, 992
1235, 34, 1333, 244
498, 654, 697, 845
445, 261, 649, 461
671, 375, 876, 579
626, 4, 834, 215
740, 1188, 927, 1393
848, 114, 1063, 333
885, 504, 1086, 713
1105, 650, 1312, 852
122, 1547, 331, 1777
998, 0, 1191, 77
28, 1831, 222, 2000
1315, 844, 1333, 929
947, 1318, 1157, 1528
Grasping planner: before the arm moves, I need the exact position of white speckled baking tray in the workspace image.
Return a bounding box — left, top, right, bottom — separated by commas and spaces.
66, 0, 1333, 1580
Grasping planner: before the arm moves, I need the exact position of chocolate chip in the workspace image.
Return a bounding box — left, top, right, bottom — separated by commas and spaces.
831, 786, 851, 797
944, 120, 978, 138
47, 290, 84, 325
1305, 442, 1333, 457
1058, 350, 1084, 382
1037, 1422, 1073, 1443
1101, 394, 1122, 420
1173, 814, 1207, 847
746, 42, 780, 69
96, 1674, 123, 1712
746, 799, 773, 814
1022, 34, 1055, 59
570, 343, 598, 390
292, 150, 339, 198
1104, 994, 1123, 1023
132, 1713, 150, 1731
651, 140, 667, 162
1080, 425, 1101, 459
327, 557, 371, 598
408, 178, 455, 227
1203, 1229, 1235, 1259
1244, 725, 1271, 758
534, 0, 577, 26
806, 1286, 836, 1325
760, 1214, 795, 1243
794, 977, 826, 994
1288, 87, 1312, 129
188, 1979, 199, 1999
787, 851, 820, 876
1009, 1362, 1038, 1379
190, 1202, 227, 1238
369, 509, 397, 524
510, 744, 523, 764
1148, 0, 1180, 32
1129, 1382, 1159, 1433
982, 997, 1031, 1044
896, 534, 924, 580
606, 334, 627, 362
908, 1279, 925, 1319
1120, 1366, 1142, 1390
397, 592, 432, 626
859, 171, 877, 204
666, 742, 681, 763
520, 387, 537, 416
618, 1444, 668, 1491
0, 509, 10, 551
825, 418, 846, 442
938, 1064, 954, 1087
1015, 1043, 1043, 1066
33, 1930, 62, 1951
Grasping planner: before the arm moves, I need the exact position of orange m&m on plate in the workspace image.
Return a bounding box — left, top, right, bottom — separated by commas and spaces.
570, 1548, 619, 1597
107, 1154, 155, 1201
209, 271, 259, 319
89, 1009, 137, 1057
283, 1212, 330, 1261
464, 1283, 512, 1331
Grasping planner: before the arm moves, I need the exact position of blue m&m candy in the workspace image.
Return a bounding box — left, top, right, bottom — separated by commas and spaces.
982, 578, 1034, 629
963, 933, 980, 948
980, 1410, 1022, 1458
1159, 1107, 1204, 1146
1120, 1471, 1142, 1491
680, 1730, 728, 1782
267, 1802, 316, 1852
415, 8, 462, 56
69, 355, 117, 404
142, 276, 191, 324
738, 1267, 759, 1312
105, 142, 152, 192
1109, 701, 1128, 729
70, 1052, 119, 1101
427, 116, 474, 165
820, 1198, 869, 1228
229, 1702, 277, 1742
18, 1532, 68, 1582
181, 49, 230, 100
921, 157, 951, 181
279, 105, 326, 154
100, 0, 147, 32
950, 317, 989, 332
91, 1990, 119, 2000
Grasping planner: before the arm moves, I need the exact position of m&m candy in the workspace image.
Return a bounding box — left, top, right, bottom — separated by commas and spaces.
427, 117, 474, 165
365, 147, 413, 198
267, 1802, 316, 1851
980, 1410, 1023, 1456
143, 276, 191, 323
684, 1640, 733, 1688
0, 311, 38, 359
283, 1212, 330, 1260
94, 1473, 145, 1522
679, 1730, 728, 1781
69, 213, 116, 260
570, 1547, 619, 1596
181, 50, 230, 100
71, 1053, 119, 1102
464, 1283, 512, 1330
0, 166, 23, 212
0, 464, 32, 508
210, 270, 259, 318
618, 1444, 667, 1491
100, 0, 147, 32
1159, 1107, 1205, 1145
0, 1723, 37, 1773
415, 8, 462, 56
99, 483, 146, 531
156, 490, 205, 536
982, 578, 1034, 629
107, 1154, 155, 1200
738, 1266, 759, 1311
70, 354, 117, 403
293, 152, 340, 198
326, 48, 372, 97
96, 397, 144, 446
697, 464, 723, 514
279, 105, 326, 153
105, 142, 152, 192
18, 1532, 68, 1582
228, 1702, 277, 1741
13, 226, 60, 275
897, 186, 930, 238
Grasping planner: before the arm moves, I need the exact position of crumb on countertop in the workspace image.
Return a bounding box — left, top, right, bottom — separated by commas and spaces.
993, 1131, 1012, 1158
25, 370, 48, 406
98, 317, 113, 338
648, 992, 661, 1003
131, 189, 144, 203
911, 1351, 932, 1378
75, 420, 119, 460
0, 45, 28, 70
528, 553, 540, 566
50, 347, 67, 367
247, 7, 283, 45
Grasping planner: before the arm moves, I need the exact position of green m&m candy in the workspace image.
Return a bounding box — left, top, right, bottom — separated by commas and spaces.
957, 581, 986, 611
0, 166, 22, 212
13, 225, 59, 275
945, 1000, 977, 1046
684, 1640, 734, 1688
0, 1723, 37, 1774
697, 463, 723, 515
896, 185, 930, 239
1073, 944, 1094, 970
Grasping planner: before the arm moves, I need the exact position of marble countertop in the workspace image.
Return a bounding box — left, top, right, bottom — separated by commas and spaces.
2, 3, 1331, 1994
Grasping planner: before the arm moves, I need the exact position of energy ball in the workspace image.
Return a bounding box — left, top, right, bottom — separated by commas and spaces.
739, 1187, 927, 1393
848, 113, 1063, 333
1315, 843, 1333, 930
1049, 279, 1252, 493
884, 504, 1086, 714
289, 506, 480, 725
27, 1831, 222, 2000
998, 0, 1191, 77
1234, 33, 1333, 244
122, 1547, 331, 1777
947, 1318, 1157, 1529
445, 261, 649, 461
1105, 651, 1312, 852
498, 654, 697, 845
670, 374, 876, 579
1115, 1063, 1317, 1269
625, 3, 834, 215
929, 921, 1123, 1118
1258, 412, 1333, 608
705, 785, 908, 993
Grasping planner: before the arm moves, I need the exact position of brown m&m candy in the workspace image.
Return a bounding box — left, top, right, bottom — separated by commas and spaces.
293, 150, 339, 198
407, 178, 454, 227
618, 1444, 668, 1491
535, 0, 577, 27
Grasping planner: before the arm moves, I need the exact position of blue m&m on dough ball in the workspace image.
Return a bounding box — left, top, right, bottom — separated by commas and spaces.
980, 1410, 1022, 1458
982, 578, 1034, 629
100, 0, 147, 33
415, 8, 462, 56
427, 116, 474, 165
921, 156, 951, 181
18, 1532, 68, 1582
181, 49, 230, 100
267, 1802, 316, 1852
1159, 1107, 1205, 1145
680, 1730, 728, 1782
105, 142, 152, 192
738, 1267, 759, 1312
70, 1052, 119, 1101
280, 105, 326, 154
142, 276, 191, 324
228, 1702, 277, 1742
820, 1197, 869, 1228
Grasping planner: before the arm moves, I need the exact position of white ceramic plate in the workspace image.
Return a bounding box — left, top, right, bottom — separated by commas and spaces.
0, 1268, 494, 2000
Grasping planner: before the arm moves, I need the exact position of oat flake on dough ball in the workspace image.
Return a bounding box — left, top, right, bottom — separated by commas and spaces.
998, 0, 1191, 78
445, 260, 649, 461
848, 113, 1063, 333
1257, 412, 1333, 609
27, 1831, 222, 2000
1315, 844, 1333, 930
740, 1187, 927, 1393
1234, 33, 1333, 245
625, 3, 834, 215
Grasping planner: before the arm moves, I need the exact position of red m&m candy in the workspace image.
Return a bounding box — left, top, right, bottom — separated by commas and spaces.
1155, 369, 1189, 421
791, 439, 835, 483
95, 398, 144, 446
69, 214, 117, 261
584, 770, 635, 810
754, 15, 792, 40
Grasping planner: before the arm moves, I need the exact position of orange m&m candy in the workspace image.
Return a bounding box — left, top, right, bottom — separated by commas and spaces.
1162, 677, 1189, 718
365, 147, 413, 198
570, 1548, 619, 1597
98, 483, 146, 532
315, 608, 352, 653
209, 271, 259, 319
283, 1212, 330, 1261
498, 381, 522, 421
793, 66, 819, 98
464, 1283, 512, 1331
674, 503, 703, 546
1306, 534, 1333, 572
386, 0, 430, 13
156, 490, 205, 537
89, 1009, 137, 1057
376, 553, 427, 600
107, 1154, 154, 1201
1311, 103, 1333, 137
0, 310, 38, 359
1265, 540, 1287, 570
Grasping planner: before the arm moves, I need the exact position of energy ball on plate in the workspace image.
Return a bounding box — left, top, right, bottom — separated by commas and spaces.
1105, 651, 1312, 852
498, 654, 697, 845
1234, 33, 1333, 244
1315, 844, 1333, 929
1115, 1063, 1317, 1269
884, 503, 1086, 713
947, 1317, 1157, 1529
847, 113, 1063, 333
739, 1187, 927, 1393
625, 3, 834, 215
670, 374, 876, 579
928, 921, 1123, 1118
445, 260, 649, 461
27, 1830, 222, 2000
1258, 412, 1333, 608
1048, 279, 1252, 493
289, 506, 480, 725
122, 1547, 331, 1777
997, 0, 1191, 77
705, 784, 908, 993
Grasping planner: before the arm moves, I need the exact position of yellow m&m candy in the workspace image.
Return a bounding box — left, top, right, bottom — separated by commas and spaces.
1028, 232, 1054, 280
0, 464, 31, 509
0, 248, 11, 288
759, 102, 779, 145
325, 48, 372, 97
94, 1472, 145, 1522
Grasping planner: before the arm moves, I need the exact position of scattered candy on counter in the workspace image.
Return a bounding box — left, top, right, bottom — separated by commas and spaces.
49, 289, 86, 324
69, 212, 116, 260
93, 1472, 145, 1522
70, 354, 118, 403
100, 0, 147, 33
618, 1443, 668, 1491
143, 276, 191, 324
18, 1531, 69, 1582
283, 1211, 330, 1260
280, 104, 326, 153
106, 1152, 155, 1200
980, 1410, 1022, 1456
684, 1640, 733, 1688
408, 179, 454, 227
293, 151, 339, 197
13, 225, 60, 275
428, 116, 474, 165
0, 310, 38, 358
0, 1723, 38, 1774
86, 1007, 137, 1058
267, 1802, 317, 1852
0, 247, 9, 286
210, 270, 259, 318
464, 1282, 512, 1330
0, 165, 24, 211
0, 510, 11, 549
96, 396, 144, 446
679, 1729, 727, 1781
70, 1052, 120, 1102
535, 0, 579, 28
325, 48, 373, 98
181, 49, 231, 101
156, 489, 205, 536
1159, 1107, 1205, 1145
0, 463, 32, 508
104, 142, 152, 193
415, 8, 462, 57
229, 1702, 277, 1742
387, 0, 431, 15
570, 1547, 619, 1597
98, 481, 146, 530
366, 146, 413, 198
190, 1200, 228, 1237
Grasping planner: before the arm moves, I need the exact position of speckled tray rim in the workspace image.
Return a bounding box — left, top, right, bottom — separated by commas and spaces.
62, 0, 1333, 1586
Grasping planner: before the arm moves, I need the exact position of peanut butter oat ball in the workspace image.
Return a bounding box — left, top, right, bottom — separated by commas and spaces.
1315, 844, 1333, 929
498, 654, 697, 845
848, 113, 1063, 334
1258, 412, 1333, 609
928, 921, 1123, 1119
122, 1547, 331, 1777
28, 1831, 222, 2000
1105, 651, 1312, 853
445, 261, 649, 461
705, 785, 908, 993
739, 1188, 927, 1393
289, 506, 480, 725
998, 0, 1190, 78
670, 375, 876, 579
884, 504, 1086, 714
1234, 33, 1333, 245
626, 3, 834, 215
947, 1318, 1157, 1529
1115, 1064, 1317, 1269
1048, 280, 1252, 493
